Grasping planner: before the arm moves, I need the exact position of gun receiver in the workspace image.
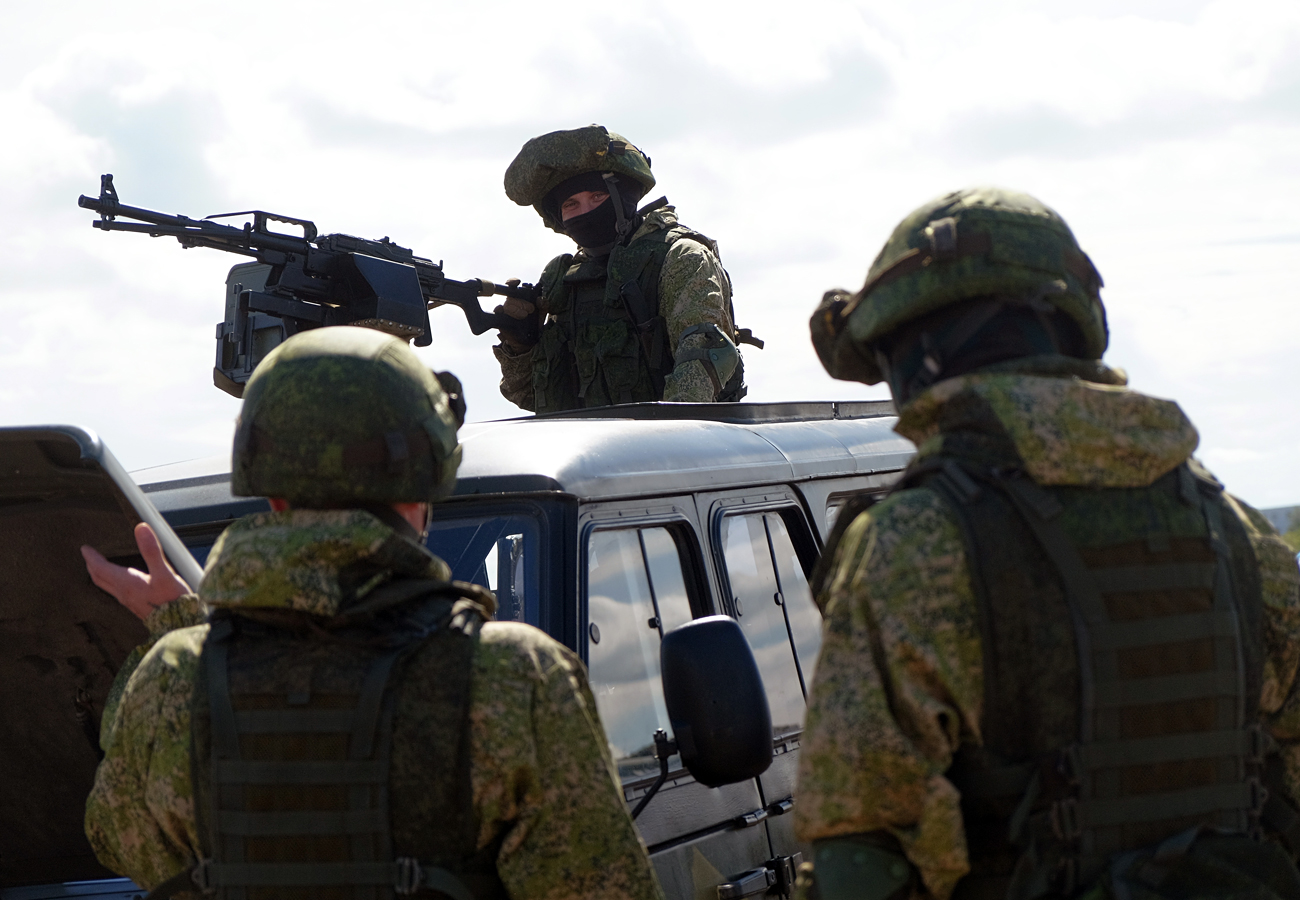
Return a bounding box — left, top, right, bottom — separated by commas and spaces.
78, 174, 539, 397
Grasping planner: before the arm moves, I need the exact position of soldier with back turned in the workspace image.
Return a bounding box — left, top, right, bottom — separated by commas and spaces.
82, 326, 664, 900
795, 188, 1300, 900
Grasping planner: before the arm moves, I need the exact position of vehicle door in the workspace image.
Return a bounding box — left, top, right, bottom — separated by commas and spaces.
579, 497, 783, 900
0, 426, 198, 897
696, 487, 824, 878
795, 473, 904, 542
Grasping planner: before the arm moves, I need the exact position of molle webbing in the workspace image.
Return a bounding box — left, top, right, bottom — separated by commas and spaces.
195, 588, 480, 900
532, 222, 738, 411
921, 461, 1266, 899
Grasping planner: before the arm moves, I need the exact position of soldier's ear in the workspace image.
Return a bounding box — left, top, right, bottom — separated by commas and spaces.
434, 371, 467, 427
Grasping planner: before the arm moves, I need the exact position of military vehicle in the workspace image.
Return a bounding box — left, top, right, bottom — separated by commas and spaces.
0, 401, 914, 900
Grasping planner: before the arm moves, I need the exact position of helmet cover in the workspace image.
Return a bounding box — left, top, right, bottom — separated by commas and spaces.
812, 187, 1108, 384
231, 326, 462, 506
504, 124, 655, 233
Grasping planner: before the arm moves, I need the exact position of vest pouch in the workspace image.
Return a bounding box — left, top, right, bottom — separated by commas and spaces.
575, 319, 651, 406
1092, 830, 1300, 900
533, 323, 580, 412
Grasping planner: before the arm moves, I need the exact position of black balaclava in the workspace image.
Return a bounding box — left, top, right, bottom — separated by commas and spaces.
876, 295, 1089, 407
545, 172, 642, 252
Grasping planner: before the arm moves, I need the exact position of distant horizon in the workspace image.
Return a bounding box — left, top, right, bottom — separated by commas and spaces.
2, 0, 1298, 508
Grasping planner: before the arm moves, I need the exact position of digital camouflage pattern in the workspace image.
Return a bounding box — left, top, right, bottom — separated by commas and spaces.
794, 370, 1300, 900
495, 206, 735, 408
812, 188, 1107, 386
232, 326, 462, 506
98, 593, 206, 750
198, 509, 452, 616
86, 509, 664, 900
898, 370, 1199, 488
504, 125, 655, 233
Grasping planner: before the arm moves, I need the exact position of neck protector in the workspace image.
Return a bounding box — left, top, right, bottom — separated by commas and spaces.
562, 197, 635, 250
877, 293, 1089, 406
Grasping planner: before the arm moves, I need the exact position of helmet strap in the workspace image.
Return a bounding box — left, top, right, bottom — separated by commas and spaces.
357, 502, 422, 543
901, 299, 1005, 399
602, 173, 634, 241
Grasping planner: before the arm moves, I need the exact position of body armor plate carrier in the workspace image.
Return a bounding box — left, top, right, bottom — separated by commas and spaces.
532, 219, 746, 412
148, 579, 507, 900
887, 458, 1300, 900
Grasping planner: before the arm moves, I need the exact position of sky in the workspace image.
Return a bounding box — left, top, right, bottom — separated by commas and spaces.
2, 0, 1298, 508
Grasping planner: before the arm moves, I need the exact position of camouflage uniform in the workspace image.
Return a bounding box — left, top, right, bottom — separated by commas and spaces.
794, 365, 1300, 899
494, 205, 735, 410
86, 507, 664, 900
798, 187, 1300, 899
86, 326, 662, 900
497, 125, 747, 413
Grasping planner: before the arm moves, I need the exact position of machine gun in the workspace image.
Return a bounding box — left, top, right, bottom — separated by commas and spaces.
78, 174, 539, 397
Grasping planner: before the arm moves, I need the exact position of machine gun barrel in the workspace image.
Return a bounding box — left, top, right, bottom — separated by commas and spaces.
79, 174, 540, 396
78, 188, 316, 257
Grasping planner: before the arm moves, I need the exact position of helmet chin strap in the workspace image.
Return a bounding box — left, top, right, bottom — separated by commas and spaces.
601, 172, 634, 241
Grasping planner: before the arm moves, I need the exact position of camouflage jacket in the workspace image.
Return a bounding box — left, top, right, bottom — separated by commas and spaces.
794, 365, 1300, 900
85, 509, 664, 900
494, 205, 735, 409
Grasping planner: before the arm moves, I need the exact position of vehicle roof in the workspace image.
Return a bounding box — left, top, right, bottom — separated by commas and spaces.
134, 401, 915, 523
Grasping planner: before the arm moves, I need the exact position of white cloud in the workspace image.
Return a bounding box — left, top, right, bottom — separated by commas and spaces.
1, 0, 1298, 506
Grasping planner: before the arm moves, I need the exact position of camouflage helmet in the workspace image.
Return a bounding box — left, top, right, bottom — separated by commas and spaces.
811, 187, 1108, 385
231, 326, 463, 506
504, 124, 655, 233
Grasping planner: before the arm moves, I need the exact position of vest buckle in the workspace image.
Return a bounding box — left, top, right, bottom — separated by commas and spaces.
1249, 724, 1275, 766
1249, 777, 1270, 817
395, 857, 422, 895
191, 858, 215, 895
1051, 798, 1081, 842
1055, 856, 1079, 895
1057, 745, 1083, 788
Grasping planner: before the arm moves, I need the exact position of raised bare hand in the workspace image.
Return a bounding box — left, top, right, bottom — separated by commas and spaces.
82, 522, 189, 621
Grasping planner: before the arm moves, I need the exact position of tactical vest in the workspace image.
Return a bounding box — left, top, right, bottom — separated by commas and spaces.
176, 580, 507, 900
530, 223, 741, 413
887, 451, 1300, 900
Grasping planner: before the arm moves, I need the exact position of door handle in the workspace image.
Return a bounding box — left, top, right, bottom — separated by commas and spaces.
716, 866, 776, 899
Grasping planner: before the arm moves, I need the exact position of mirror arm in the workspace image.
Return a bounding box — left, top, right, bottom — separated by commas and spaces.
630, 729, 678, 820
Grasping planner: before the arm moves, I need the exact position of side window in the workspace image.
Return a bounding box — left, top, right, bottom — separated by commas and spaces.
825, 499, 845, 533
586, 526, 694, 782
719, 511, 821, 738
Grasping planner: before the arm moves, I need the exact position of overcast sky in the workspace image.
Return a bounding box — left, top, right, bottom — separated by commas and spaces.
2, 0, 1297, 508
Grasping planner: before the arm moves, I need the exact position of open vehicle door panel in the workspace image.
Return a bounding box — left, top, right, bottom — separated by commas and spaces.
0, 426, 199, 892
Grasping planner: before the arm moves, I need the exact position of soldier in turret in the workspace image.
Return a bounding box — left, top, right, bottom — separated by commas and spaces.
493, 124, 757, 412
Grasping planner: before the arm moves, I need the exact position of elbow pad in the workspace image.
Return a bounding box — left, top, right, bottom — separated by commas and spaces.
808, 835, 913, 900
674, 322, 739, 398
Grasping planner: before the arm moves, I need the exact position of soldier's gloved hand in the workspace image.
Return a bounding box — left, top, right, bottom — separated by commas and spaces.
81, 522, 188, 621
495, 282, 540, 352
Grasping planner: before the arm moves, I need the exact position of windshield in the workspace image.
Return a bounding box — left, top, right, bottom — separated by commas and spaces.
425, 509, 543, 626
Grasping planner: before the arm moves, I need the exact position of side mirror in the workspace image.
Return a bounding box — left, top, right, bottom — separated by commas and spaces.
661, 615, 772, 788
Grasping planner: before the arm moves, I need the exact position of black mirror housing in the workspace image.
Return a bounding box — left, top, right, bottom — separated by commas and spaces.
660, 615, 773, 788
